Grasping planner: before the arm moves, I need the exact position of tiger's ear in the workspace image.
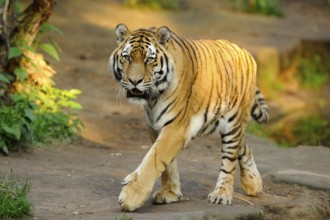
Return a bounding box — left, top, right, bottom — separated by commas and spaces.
115, 23, 131, 45
155, 26, 171, 48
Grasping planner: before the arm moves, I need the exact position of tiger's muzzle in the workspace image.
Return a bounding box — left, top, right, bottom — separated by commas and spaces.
126, 88, 149, 100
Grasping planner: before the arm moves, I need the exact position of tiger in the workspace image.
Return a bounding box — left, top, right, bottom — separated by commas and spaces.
108, 23, 269, 211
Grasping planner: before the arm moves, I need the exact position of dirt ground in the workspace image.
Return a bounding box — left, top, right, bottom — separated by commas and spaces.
1, 0, 330, 219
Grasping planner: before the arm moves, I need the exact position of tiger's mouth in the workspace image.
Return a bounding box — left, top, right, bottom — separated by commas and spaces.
127, 88, 148, 99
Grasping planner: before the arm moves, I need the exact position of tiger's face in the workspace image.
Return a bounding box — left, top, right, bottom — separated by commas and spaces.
109, 24, 175, 105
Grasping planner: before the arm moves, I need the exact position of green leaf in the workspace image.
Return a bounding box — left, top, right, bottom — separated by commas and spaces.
14, 67, 28, 82
40, 43, 60, 60
2, 73, 15, 81
62, 101, 82, 110
2, 124, 21, 140
0, 73, 10, 83
24, 109, 35, 121
48, 36, 63, 53
8, 47, 23, 59
10, 93, 25, 103
40, 23, 64, 35
69, 89, 82, 96
69, 102, 82, 110
2, 144, 9, 155
23, 45, 37, 53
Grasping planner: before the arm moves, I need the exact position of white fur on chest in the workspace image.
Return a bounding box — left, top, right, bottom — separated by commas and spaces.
144, 102, 174, 132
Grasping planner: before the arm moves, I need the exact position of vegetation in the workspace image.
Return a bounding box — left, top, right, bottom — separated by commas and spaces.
298, 55, 330, 89
230, 0, 284, 17
115, 214, 134, 220
291, 115, 330, 147
0, 0, 83, 155
248, 114, 330, 148
123, 0, 181, 10
246, 121, 269, 139
0, 171, 32, 219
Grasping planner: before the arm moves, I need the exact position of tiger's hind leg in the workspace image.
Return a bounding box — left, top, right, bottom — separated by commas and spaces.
238, 142, 262, 196
152, 159, 183, 204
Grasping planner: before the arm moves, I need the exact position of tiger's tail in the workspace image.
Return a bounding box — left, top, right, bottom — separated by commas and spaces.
251, 88, 269, 124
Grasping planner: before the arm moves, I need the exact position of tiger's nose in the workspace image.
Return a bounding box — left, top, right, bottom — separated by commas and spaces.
128, 78, 143, 86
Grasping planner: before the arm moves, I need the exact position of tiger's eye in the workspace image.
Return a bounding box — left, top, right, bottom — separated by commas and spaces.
123, 55, 130, 61
146, 57, 154, 63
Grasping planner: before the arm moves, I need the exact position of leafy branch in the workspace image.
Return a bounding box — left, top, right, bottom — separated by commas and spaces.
0, 0, 84, 155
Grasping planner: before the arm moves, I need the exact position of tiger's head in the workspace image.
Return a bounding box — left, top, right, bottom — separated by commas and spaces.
109, 24, 175, 105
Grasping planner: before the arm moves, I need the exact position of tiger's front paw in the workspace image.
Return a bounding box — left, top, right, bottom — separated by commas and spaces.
118, 172, 152, 211
152, 188, 183, 204
208, 187, 233, 205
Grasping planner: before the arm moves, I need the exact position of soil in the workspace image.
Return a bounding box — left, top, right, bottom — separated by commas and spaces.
1, 0, 330, 219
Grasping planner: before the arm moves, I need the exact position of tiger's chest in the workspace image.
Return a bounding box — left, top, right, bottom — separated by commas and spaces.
144, 101, 175, 132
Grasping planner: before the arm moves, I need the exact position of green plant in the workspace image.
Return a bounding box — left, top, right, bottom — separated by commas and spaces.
246, 120, 269, 138
250, 113, 330, 148
230, 0, 284, 17
115, 214, 134, 220
0, 93, 36, 154
123, 0, 180, 10
298, 55, 329, 89
34, 22, 64, 61
0, 1, 83, 154
0, 171, 32, 219
32, 111, 83, 145
292, 115, 330, 147
0, 87, 84, 153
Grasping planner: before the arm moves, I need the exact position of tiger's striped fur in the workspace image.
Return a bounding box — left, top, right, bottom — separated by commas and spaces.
108, 24, 269, 211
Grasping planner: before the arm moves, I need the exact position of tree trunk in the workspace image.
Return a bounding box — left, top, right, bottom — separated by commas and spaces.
14, 0, 56, 46
0, 0, 15, 73
0, 0, 56, 74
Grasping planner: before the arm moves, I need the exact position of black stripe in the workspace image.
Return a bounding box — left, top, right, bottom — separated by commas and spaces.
171, 34, 185, 51
226, 145, 240, 149
228, 111, 238, 123
215, 43, 230, 97
254, 112, 263, 120
223, 128, 242, 143
199, 41, 214, 125
222, 156, 236, 162
257, 98, 265, 102
163, 118, 175, 127
164, 54, 169, 73
156, 100, 175, 122
221, 149, 234, 155
114, 54, 122, 81
175, 38, 196, 118
160, 56, 164, 69
251, 103, 258, 114
155, 74, 168, 86
222, 138, 239, 145
163, 34, 185, 100
220, 167, 235, 174
222, 126, 240, 137
207, 120, 220, 135
238, 144, 247, 161
162, 109, 182, 128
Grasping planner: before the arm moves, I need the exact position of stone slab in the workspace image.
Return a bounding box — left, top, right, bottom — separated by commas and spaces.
271, 169, 330, 191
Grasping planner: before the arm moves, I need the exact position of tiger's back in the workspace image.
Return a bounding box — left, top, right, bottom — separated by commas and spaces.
108, 24, 268, 211
146, 36, 258, 140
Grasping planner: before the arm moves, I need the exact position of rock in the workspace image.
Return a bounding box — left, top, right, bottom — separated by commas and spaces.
272, 169, 330, 191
